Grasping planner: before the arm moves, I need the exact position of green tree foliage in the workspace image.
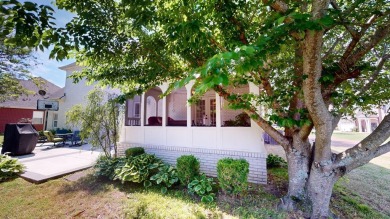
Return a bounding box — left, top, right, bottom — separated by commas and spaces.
0, 37, 37, 102
1, 0, 389, 217
66, 89, 122, 158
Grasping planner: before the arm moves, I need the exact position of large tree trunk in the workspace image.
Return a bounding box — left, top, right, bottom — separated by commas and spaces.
281, 137, 338, 218
279, 136, 311, 211
306, 167, 338, 218
281, 137, 340, 218
280, 150, 309, 211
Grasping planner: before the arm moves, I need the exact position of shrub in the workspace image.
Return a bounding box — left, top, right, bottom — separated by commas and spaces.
217, 158, 249, 195
188, 173, 216, 203
114, 154, 163, 184
148, 164, 179, 193
125, 147, 145, 158
176, 155, 200, 185
266, 154, 287, 168
0, 154, 25, 182
94, 156, 127, 180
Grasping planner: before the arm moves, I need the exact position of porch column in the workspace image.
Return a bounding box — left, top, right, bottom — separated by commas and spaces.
158, 83, 168, 127
357, 118, 362, 132
186, 82, 194, 127
161, 97, 166, 127
140, 93, 145, 126
216, 93, 221, 127
366, 119, 371, 133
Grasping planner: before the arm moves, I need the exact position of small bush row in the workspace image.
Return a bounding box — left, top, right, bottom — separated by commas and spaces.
95, 147, 251, 203
266, 154, 287, 168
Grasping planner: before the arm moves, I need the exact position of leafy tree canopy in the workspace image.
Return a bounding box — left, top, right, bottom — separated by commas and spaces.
0, 36, 37, 102
1, 0, 389, 217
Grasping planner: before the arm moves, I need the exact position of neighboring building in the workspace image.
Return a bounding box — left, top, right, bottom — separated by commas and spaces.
337, 105, 389, 133
355, 106, 388, 133
0, 78, 62, 133
118, 82, 267, 184
57, 63, 119, 129
57, 63, 95, 129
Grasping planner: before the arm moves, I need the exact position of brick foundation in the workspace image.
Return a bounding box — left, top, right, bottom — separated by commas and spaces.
118, 142, 267, 184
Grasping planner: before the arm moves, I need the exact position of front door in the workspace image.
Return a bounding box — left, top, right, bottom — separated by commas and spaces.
194, 98, 216, 126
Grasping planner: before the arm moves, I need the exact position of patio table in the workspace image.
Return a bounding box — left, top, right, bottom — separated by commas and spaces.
55, 133, 73, 146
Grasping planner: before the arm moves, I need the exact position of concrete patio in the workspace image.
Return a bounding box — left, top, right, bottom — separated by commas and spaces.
14, 142, 101, 183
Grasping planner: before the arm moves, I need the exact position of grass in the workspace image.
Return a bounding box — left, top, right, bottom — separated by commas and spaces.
0, 134, 3, 147
0, 166, 388, 218
331, 131, 370, 142
331, 182, 389, 219
0, 171, 126, 218
335, 163, 390, 216
0, 169, 284, 219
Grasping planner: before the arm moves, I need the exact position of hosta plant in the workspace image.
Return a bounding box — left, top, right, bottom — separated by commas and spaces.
0, 154, 25, 182
148, 164, 179, 193
94, 156, 127, 180
114, 154, 163, 184
188, 173, 216, 203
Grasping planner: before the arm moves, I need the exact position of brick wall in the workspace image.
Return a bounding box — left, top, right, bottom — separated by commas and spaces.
118, 142, 267, 184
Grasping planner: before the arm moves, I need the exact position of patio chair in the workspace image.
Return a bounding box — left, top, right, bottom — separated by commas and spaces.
70, 130, 83, 146
43, 131, 65, 147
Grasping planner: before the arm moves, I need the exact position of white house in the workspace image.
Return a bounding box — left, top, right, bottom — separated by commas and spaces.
58, 63, 267, 184
118, 82, 267, 184
55, 63, 96, 129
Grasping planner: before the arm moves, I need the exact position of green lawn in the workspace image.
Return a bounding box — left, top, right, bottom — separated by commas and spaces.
0, 168, 387, 218
332, 131, 370, 142
0, 169, 284, 219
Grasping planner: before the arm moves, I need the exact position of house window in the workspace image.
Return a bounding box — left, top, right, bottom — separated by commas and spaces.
191, 89, 216, 127
32, 111, 44, 124
134, 103, 140, 118
53, 113, 58, 128
125, 95, 142, 126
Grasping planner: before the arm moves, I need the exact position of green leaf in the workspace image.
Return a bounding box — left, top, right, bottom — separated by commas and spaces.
144, 180, 152, 188
201, 195, 214, 203
194, 185, 202, 192
277, 16, 285, 25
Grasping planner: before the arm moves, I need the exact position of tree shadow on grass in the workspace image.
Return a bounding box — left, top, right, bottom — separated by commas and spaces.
333, 163, 390, 217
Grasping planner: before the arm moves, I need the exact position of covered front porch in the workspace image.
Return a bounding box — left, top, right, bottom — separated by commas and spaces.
121, 82, 265, 153
119, 82, 267, 184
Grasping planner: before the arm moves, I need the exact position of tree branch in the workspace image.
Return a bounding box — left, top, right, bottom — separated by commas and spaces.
334, 113, 390, 171
322, 35, 343, 60
329, 0, 358, 39
209, 36, 228, 52
263, 0, 288, 13
355, 54, 389, 96
345, 22, 390, 68
228, 15, 249, 45
302, 0, 333, 162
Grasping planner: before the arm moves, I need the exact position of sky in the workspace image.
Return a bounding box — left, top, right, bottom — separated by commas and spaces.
27, 1, 75, 88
